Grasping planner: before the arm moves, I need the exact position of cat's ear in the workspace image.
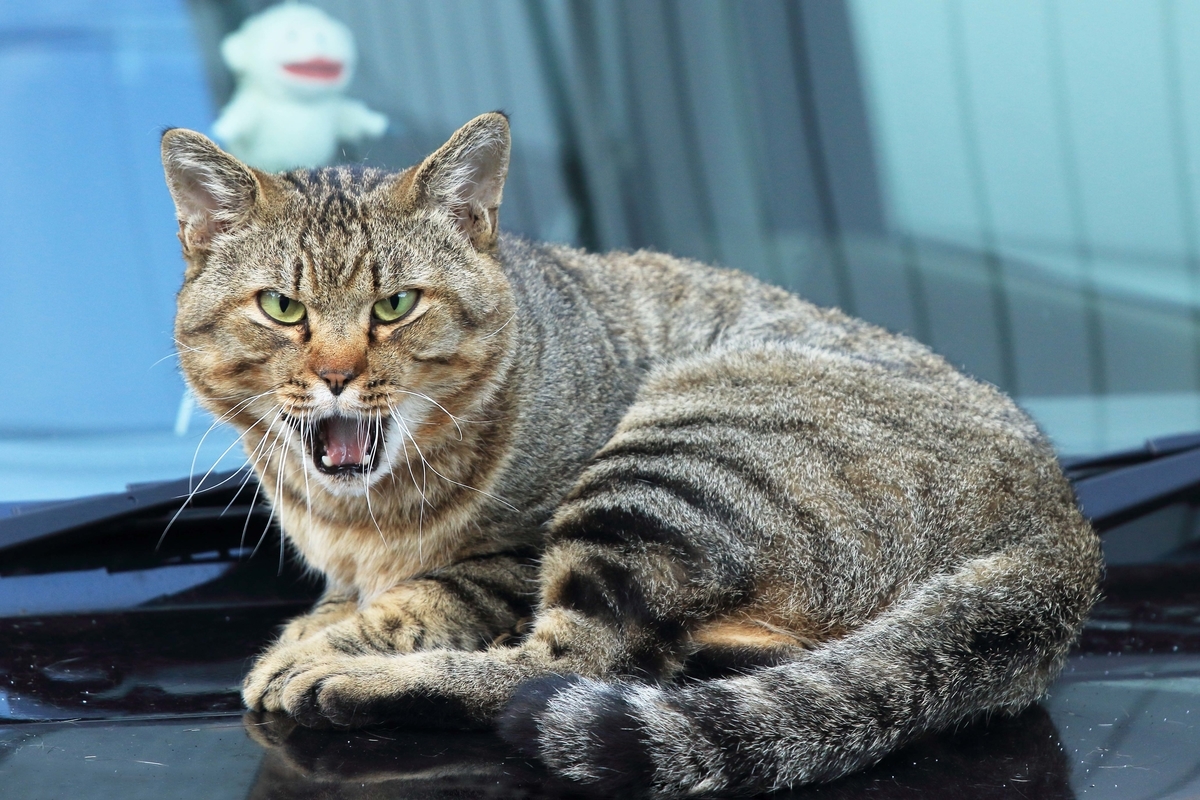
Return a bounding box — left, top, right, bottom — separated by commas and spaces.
407, 112, 510, 250
161, 129, 263, 255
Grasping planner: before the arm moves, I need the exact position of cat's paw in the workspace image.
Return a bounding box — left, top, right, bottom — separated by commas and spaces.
278, 654, 399, 728
242, 632, 359, 714
275, 651, 512, 730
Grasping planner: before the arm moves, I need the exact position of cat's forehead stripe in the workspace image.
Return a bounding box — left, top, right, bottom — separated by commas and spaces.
279, 165, 390, 196
272, 168, 393, 296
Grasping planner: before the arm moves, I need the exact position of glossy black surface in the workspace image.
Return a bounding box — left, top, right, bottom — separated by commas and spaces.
5, 480, 1200, 797
4, 651, 1200, 799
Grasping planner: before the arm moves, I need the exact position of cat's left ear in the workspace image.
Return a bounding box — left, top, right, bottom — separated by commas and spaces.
406, 112, 510, 250
161, 129, 265, 256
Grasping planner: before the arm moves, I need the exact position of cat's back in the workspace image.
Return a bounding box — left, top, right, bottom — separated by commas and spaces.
507, 237, 826, 360
491, 237, 1091, 638
502, 236, 1010, 415
500, 237, 1078, 566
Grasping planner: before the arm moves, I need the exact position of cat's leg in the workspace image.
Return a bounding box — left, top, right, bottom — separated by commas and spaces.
275, 589, 358, 644
266, 363, 786, 727
257, 481, 754, 726
267, 528, 749, 729
243, 550, 535, 712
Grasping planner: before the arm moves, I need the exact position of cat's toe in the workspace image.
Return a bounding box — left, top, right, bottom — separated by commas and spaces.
241, 662, 281, 711
245, 660, 302, 712
274, 656, 388, 728
276, 661, 341, 726
311, 672, 376, 728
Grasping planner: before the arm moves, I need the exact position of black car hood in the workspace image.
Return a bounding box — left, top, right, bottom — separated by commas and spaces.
5, 444, 1200, 798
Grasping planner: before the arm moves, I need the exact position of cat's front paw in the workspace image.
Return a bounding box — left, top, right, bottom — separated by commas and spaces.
243, 632, 360, 714
275, 651, 519, 730
277, 654, 405, 728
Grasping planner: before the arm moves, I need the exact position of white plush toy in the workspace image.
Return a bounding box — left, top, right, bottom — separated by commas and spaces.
212, 2, 387, 172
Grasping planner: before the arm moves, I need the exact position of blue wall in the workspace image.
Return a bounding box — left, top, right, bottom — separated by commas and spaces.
0, 0, 213, 433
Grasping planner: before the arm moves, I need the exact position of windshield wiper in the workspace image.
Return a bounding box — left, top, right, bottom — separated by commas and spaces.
1068, 432, 1200, 531
0, 468, 257, 555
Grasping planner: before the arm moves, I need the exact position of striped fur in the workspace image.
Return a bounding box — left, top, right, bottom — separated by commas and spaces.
162, 113, 1101, 797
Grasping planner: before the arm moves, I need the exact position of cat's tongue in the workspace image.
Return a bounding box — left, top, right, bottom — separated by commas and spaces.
321, 416, 371, 467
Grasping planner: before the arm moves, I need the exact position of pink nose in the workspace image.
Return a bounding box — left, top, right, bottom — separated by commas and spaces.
318, 369, 355, 396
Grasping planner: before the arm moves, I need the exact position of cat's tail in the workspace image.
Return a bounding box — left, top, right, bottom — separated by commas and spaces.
498, 534, 1100, 798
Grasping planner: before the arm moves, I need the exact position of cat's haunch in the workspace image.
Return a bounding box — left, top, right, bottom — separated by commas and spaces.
162, 112, 1100, 798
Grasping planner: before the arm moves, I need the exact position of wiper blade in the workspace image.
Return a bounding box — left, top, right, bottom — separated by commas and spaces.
0, 468, 256, 554
1062, 431, 1200, 477
1070, 431, 1200, 531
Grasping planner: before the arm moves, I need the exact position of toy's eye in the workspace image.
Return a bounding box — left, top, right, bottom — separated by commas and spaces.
259, 290, 307, 324
372, 291, 419, 323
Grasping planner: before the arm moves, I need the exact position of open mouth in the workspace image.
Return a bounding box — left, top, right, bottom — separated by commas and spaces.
301, 415, 384, 477
282, 58, 344, 81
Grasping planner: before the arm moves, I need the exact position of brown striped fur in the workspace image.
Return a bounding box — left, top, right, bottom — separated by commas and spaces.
163, 113, 1101, 797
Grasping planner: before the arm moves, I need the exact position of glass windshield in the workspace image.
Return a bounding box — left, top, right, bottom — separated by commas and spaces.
2, 0, 1195, 502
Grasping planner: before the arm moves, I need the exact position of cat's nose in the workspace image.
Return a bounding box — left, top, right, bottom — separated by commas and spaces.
318, 369, 356, 396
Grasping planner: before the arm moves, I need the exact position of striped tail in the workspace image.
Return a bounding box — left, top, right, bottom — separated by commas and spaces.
499, 539, 1099, 797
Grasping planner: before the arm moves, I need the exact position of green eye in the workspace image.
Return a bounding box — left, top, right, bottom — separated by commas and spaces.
372, 290, 419, 322
259, 290, 306, 324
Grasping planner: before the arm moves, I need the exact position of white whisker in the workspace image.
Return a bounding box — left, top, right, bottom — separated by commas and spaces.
386, 402, 431, 510
172, 337, 208, 355
394, 409, 516, 513
250, 414, 291, 561
227, 411, 286, 518
391, 388, 466, 440
149, 351, 182, 369
301, 416, 313, 529
187, 389, 275, 493
157, 403, 280, 551
241, 468, 265, 556
386, 402, 430, 563
276, 434, 287, 576
361, 416, 388, 545
479, 311, 516, 340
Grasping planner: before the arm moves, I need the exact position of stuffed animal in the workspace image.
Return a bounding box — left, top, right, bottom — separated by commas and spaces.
212, 2, 387, 172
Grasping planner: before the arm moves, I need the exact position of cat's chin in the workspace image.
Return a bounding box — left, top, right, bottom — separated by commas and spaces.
309, 469, 389, 497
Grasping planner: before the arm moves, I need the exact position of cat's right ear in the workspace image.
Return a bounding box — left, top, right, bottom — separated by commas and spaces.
161, 129, 262, 256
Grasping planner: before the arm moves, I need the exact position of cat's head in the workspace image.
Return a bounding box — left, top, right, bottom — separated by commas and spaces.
162, 113, 516, 496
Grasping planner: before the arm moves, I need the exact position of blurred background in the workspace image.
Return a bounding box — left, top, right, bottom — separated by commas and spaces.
2, 0, 1198, 500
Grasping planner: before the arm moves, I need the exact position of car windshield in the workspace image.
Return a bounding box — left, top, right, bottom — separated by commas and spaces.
2, 0, 1196, 503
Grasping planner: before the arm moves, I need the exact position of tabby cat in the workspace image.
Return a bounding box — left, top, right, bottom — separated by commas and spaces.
161, 112, 1101, 797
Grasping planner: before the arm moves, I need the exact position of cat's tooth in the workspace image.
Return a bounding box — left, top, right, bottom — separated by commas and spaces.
321, 455, 333, 467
